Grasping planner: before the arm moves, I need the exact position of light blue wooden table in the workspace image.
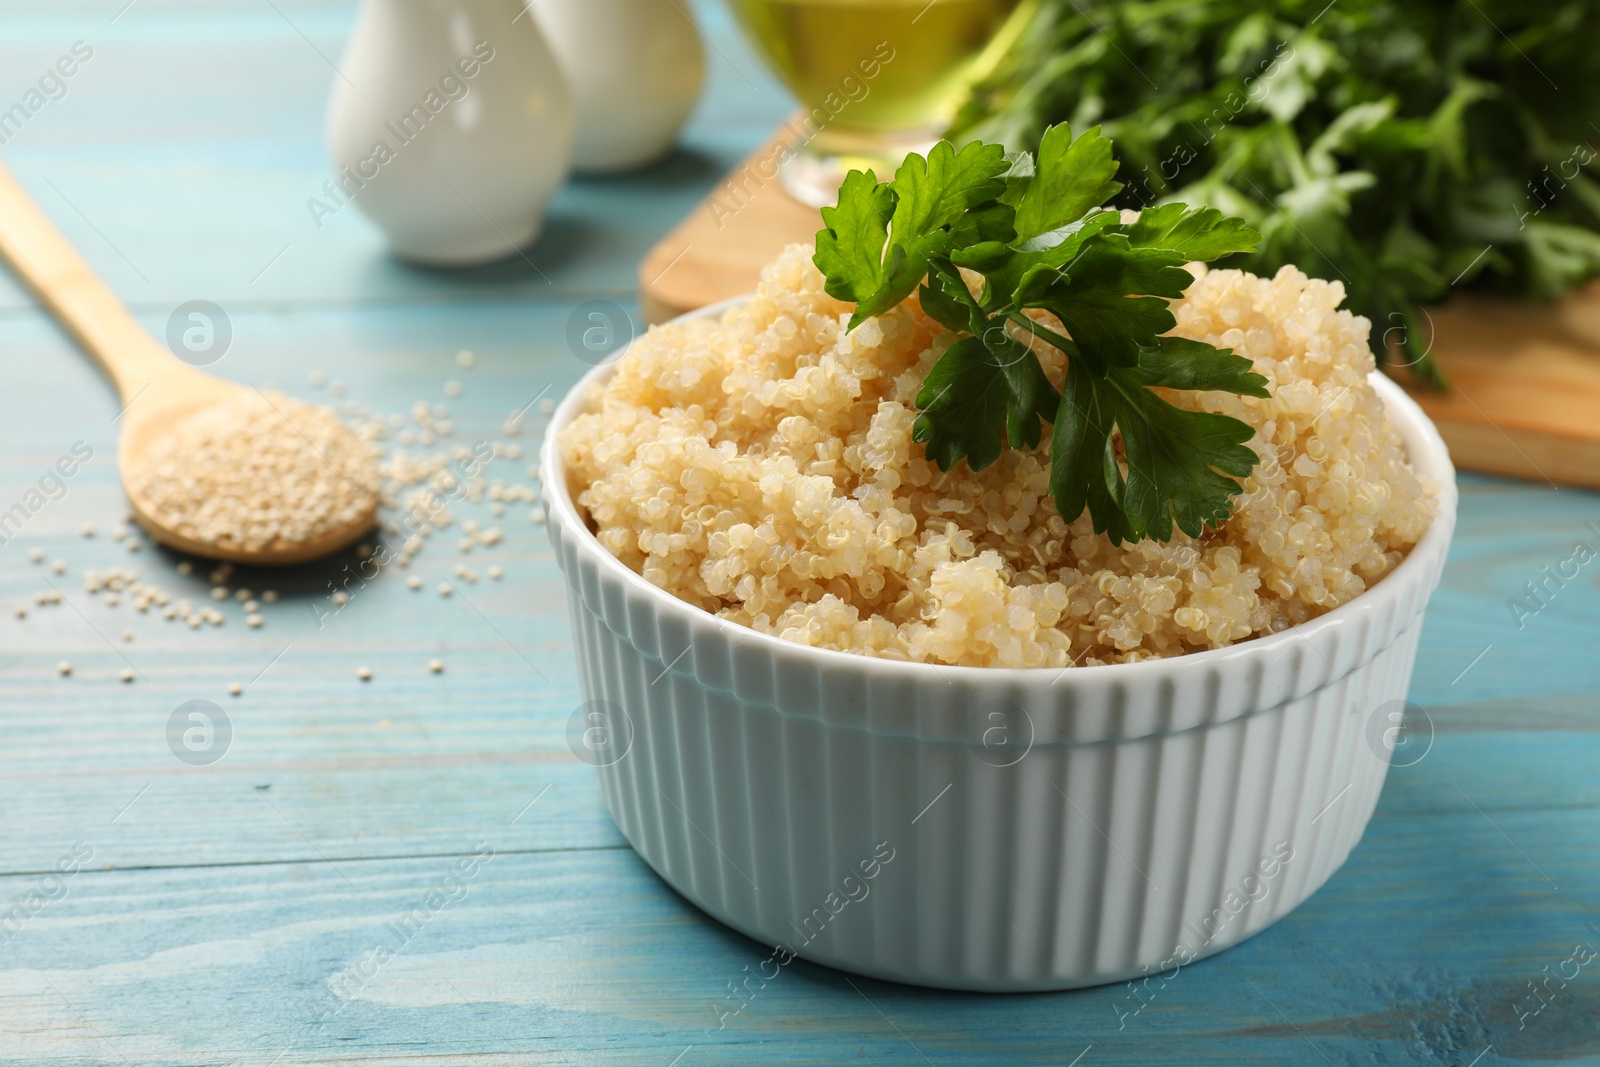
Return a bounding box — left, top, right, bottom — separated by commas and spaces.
1, 3, 1598, 1064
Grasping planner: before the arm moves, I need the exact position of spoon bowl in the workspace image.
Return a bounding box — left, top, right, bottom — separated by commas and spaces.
118, 368, 379, 566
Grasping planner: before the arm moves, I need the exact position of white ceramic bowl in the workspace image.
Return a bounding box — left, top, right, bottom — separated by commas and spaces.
541, 298, 1457, 992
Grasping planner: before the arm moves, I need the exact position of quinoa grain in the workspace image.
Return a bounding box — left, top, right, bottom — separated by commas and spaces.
127, 391, 379, 555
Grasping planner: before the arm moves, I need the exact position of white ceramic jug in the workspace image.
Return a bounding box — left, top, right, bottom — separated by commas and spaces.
326, 0, 575, 265
529, 0, 704, 173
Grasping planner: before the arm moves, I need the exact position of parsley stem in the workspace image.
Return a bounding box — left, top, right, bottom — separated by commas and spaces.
1007, 312, 1079, 357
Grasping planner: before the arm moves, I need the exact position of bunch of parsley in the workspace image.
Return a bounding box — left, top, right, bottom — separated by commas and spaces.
814, 125, 1268, 545
950, 0, 1600, 388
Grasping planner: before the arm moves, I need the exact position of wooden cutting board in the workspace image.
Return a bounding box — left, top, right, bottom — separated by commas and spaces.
638, 127, 1600, 490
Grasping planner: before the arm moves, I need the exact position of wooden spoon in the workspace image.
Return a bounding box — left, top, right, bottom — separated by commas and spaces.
0, 163, 376, 565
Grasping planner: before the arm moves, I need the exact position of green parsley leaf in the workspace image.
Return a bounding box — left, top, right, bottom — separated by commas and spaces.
816, 141, 1011, 328
1123, 203, 1262, 262
1052, 359, 1262, 542
1011, 123, 1121, 241
965, 207, 1121, 300
1130, 335, 1270, 397
913, 332, 1058, 472
814, 170, 895, 308
1020, 234, 1192, 372
917, 264, 984, 334
892, 138, 1011, 239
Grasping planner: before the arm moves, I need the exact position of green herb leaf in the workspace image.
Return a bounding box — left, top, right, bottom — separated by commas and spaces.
1046, 357, 1136, 544
1020, 234, 1192, 372
1131, 335, 1271, 397
1052, 359, 1262, 542
913, 333, 1057, 472
892, 138, 1012, 238
967, 208, 1121, 301
917, 265, 984, 334
1011, 123, 1121, 241
1123, 203, 1262, 262
818, 141, 1012, 328
814, 169, 895, 308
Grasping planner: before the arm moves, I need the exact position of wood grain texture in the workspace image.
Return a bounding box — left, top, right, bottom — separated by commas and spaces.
0, 2, 1597, 1065
1, 811, 1598, 1066
1402, 289, 1600, 489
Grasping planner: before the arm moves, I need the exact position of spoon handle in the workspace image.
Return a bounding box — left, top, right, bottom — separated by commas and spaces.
0, 161, 184, 401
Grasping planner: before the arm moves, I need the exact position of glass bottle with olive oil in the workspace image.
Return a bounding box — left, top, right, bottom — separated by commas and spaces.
726, 0, 1035, 204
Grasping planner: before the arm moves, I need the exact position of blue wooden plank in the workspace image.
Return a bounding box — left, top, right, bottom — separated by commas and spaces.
0, 797, 1595, 1066
1411, 476, 1600, 707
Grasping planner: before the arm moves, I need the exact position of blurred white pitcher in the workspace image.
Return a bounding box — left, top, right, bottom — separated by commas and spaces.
528, 0, 705, 172
327, 0, 574, 265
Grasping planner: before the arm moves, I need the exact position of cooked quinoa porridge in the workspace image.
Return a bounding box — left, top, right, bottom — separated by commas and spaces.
558, 244, 1435, 667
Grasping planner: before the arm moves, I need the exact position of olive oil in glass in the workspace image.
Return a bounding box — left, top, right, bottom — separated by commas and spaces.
727, 0, 1035, 204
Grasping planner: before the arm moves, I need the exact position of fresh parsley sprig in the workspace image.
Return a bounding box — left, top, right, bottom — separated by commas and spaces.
814, 124, 1270, 545
951, 0, 1600, 390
